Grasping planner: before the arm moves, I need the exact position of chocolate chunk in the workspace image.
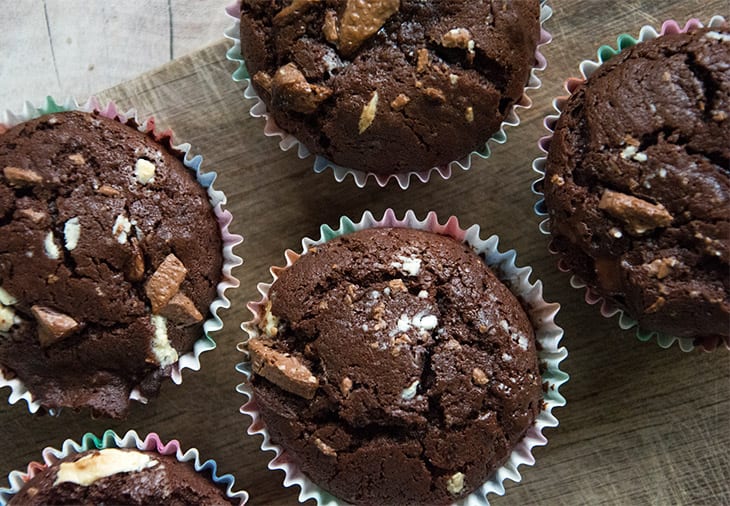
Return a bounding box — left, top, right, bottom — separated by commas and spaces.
598, 189, 673, 235
358, 91, 379, 133
97, 184, 121, 197
440, 28, 472, 50
3, 166, 43, 186
159, 293, 204, 327
323, 9, 339, 43
338, 0, 400, 57
390, 93, 410, 111
126, 238, 146, 282
31, 306, 80, 347
271, 63, 333, 114
416, 48, 429, 73
273, 0, 321, 23
248, 338, 319, 399
145, 253, 188, 314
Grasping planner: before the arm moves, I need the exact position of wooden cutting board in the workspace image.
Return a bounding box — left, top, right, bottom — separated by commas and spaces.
1, 1, 728, 504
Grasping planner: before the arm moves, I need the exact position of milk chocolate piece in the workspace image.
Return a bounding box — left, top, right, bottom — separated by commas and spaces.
31, 306, 80, 347
249, 338, 319, 399
159, 293, 204, 327
598, 189, 673, 235
145, 254, 188, 314
271, 63, 333, 114
3, 166, 43, 186
338, 0, 400, 57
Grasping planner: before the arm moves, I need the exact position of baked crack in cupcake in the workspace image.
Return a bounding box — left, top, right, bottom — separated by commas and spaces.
542, 26, 730, 346
245, 227, 543, 505
0, 110, 223, 417
239, 0, 542, 176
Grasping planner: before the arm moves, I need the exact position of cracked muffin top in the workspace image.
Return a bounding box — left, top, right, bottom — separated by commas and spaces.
8, 448, 235, 505
247, 227, 542, 505
239, 0, 541, 175
543, 27, 730, 344
0, 111, 222, 418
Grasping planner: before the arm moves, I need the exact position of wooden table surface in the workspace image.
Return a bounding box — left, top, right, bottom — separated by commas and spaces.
1, 1, 729, 505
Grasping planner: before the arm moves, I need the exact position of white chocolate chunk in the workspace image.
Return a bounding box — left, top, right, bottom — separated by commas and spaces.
44, 232, 61, 260
358, 91, 379, 134
396, 313, 411, 333
390, 254, 421, 276
0, 305, 15, 332
412, 313, 438, 331
516, 332, 530, 351
64, 217, 81, 251
401, 380, 419, 400
112, 215, 132, 244
53, 449, 158, 487
706, 31, 730, 42
261, 304, 280, 337
621, 145, 638, 159
150, 315, 179, 367
0, 288, 17, 306
446, 472, 465, 495
135, 158, 156, 185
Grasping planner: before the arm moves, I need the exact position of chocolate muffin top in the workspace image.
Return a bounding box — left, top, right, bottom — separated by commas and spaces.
543, 27, 730, 343
240, 0, 541, 175
247, 227, 542, 505
8, 448, 235, 505
0, 111, 223, 417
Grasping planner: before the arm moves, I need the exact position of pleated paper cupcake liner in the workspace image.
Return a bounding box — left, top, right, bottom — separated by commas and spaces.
0, 96, 244, 413
237, 208, 568, 505
225, 2, 552, 189
0, 429, 248, 505
531, 16, 728, 352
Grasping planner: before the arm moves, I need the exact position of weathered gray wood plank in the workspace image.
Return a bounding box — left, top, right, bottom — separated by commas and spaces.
0, 1, 226, 108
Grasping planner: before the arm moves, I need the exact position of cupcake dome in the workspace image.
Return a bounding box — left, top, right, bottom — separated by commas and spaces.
0, 110, 223, 417
239, 0, 542, 175
542, 26, 730, 345
245, 227, 543, 505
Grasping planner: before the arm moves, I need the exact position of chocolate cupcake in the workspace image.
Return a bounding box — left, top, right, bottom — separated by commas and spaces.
233, 0, 546, 184
1, 430, 248, 505
0, 102, 239, 417
240, 210, 567, 505
8, 449, 233, 505
539, 23, 729, 348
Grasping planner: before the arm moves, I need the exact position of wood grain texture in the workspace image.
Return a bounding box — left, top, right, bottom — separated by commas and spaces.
1, 1, 729, 505
0, 0, 226, 109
